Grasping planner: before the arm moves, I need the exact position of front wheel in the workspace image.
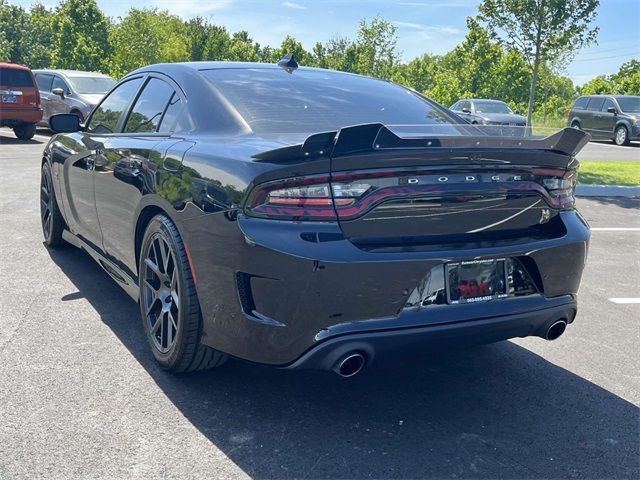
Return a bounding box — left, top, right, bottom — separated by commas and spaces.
614, 125, 630, 146
139, 214, 226, 372
571, 121, 581, 130
14, 122, 36, 140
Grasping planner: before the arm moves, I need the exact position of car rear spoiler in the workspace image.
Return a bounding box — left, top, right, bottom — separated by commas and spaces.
252, 123, 590, 163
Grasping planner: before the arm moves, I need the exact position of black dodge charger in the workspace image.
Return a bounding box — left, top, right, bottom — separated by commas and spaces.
42, 59, 590, 377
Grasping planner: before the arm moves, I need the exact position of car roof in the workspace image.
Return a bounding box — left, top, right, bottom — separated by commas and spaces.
581, 94, 638, 98
33, 69, 112, 78
0, 62, 32, 71
130, 61, 370, 80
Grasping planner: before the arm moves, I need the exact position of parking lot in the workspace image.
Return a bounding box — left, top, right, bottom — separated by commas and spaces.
0, 128, 638, 479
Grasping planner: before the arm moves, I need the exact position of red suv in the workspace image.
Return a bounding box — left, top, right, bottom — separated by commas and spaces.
0, 62, 43, 140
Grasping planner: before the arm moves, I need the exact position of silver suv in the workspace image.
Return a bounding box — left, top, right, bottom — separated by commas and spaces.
33, 69, 115, 125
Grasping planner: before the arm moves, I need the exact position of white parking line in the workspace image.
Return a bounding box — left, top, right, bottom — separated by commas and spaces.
591, 228, 640, 231
609, 298, 640, 304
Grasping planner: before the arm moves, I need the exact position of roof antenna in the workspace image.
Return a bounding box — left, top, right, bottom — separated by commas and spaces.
277, 53, 298, 73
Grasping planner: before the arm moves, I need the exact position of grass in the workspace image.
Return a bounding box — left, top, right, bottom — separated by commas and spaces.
578, 161, 640, 186
531, 118, 568, 136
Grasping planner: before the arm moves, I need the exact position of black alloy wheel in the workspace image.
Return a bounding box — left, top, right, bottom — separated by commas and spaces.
139, 214, 226, 372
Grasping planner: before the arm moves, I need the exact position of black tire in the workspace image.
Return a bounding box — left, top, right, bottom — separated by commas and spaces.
14, 122, 36, 140
40, 162, 66, 247
614, 125, 630, 146
571, 121, 581, 130
139, 214, 226, 372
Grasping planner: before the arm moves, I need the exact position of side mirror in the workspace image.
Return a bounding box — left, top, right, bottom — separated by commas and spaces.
49, 113, 81, 133
461, 107, 471, 114
51, 87, 65, 98
607, 107, 617, 114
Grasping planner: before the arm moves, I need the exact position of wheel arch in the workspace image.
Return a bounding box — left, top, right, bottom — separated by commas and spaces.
134, 205, 166, 275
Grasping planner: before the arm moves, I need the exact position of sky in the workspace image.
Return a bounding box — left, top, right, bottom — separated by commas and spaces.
14, 0, 640, 85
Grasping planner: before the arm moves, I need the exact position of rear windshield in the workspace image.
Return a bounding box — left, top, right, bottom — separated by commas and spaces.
68, 76, 116, 94
617, 96, 640, 112
0, 67, 34, 87
474, 101, 512, 114
201, 68, 458, 135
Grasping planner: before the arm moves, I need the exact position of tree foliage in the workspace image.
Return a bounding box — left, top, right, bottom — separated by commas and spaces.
50, 0, 110, 72
478, 0, 599, 124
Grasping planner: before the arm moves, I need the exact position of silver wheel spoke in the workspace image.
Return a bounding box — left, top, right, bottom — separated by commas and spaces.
150, 313, 162, 334
143, 232, 181, 354
144, 257, 161, 278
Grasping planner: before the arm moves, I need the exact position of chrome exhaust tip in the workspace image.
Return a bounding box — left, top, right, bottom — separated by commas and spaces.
545, 319, 567, 341
334, 353, 366, 378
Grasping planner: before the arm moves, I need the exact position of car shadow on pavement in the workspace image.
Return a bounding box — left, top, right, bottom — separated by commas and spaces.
0, 135, 44, 145
47, 246, 639, 479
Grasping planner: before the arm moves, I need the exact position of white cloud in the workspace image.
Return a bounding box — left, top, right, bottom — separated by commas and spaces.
282, 1, 307, 9
149, 0, 234, 16
393, 21, 460, 37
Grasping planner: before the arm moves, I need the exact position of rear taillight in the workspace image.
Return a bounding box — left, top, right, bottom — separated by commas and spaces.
538, 168, 577, 208
247, 177, 372, 220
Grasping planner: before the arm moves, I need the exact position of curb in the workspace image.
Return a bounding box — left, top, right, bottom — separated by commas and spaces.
576, 184, 640, 197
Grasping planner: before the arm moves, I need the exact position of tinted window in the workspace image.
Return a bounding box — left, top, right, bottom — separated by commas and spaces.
158, 93, 183, 133
602, 98, 616, 112
474, 101, 512, 114
68, 76, 115, 94
124, 78, 175, 133
36, 73, 53, 91
617, 96, 640, 112
0, 67, 33, 87
52, 76, 69, 93
586, 98, 605, 111
88, 78, 143, 134
573, 97, 588, 109
202, 68, 456, 135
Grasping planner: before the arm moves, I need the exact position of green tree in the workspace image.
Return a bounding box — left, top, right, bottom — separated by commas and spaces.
478, 0, 599, 125
391, 53, 439, 94
110, 8, 189, 78
353, 16, 399, 79
611, 59, 640, 95
24, 3, 54, 68
270, 35, 314, 66
0, 0, 29, 63
581, 75, 619, 95
50, 0, 110, 72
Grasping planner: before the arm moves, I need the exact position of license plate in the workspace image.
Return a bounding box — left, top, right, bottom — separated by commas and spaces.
446, 258, 508, 304
1, 95, 18, 103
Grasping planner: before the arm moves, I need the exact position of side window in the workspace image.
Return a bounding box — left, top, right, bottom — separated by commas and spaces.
601, 98, 616, 112
158, 93, 183, 133
52, 76, 69, 94
87, 78, 143, 134
573, 97, 588, 109
586, 98, 605, 111
450, 102, 459, 110
36, 73, 53, 92
460, 101, 471, 111
123, 78, 175, 133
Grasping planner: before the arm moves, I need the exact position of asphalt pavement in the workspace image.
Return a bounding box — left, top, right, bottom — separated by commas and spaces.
1, 128, 639, 479
577, 140, 640, 162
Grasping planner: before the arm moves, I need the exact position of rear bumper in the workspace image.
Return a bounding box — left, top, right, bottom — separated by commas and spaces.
181, 208, 589, 367
286, 300, 577, 371
0, 107, 43, 125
